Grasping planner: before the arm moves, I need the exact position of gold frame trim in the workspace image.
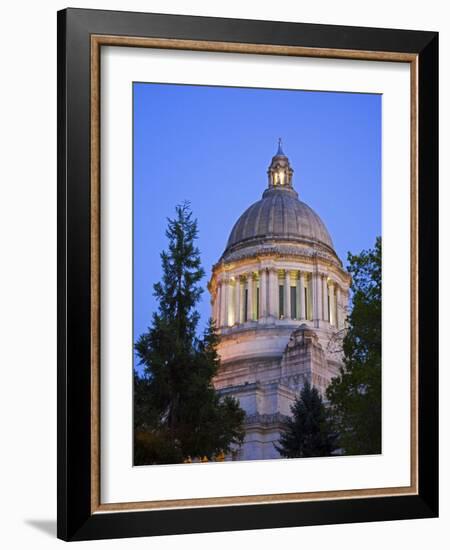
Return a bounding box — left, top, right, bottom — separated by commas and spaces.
90, 35, 419, 514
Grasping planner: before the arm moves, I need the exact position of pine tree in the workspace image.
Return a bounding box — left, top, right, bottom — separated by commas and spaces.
326, 237, 381, 455
134, 202, 244, 465
275, 381, 337, 458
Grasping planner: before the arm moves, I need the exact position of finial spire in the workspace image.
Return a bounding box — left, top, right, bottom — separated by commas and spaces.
276, 137, 285, 156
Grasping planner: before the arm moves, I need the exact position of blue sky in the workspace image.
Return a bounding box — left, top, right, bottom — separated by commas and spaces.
133, 83, 381, 366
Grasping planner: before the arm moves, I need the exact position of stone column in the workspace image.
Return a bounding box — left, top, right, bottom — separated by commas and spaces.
219, 281, 225, 327
212, 287, 218, 327
307, 274, 313, 320
298, 271, 306, 320
223, 279, 230, 327
322, 275, 329, 322
227, 281, 233, 326
246, 273, 254, 322
342, 286, 349, 326
284, 270, 291, 319
313, 271, 322, 328
259, 268, 267, 321
329, 281, 335, 326
335, 284, 341, 328
268, 268, 278, 320
295, 272, 300, 320
234, 277, 241, 325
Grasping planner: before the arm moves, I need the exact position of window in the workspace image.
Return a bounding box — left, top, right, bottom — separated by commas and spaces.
244, 288, 248, 322
291, 286, 297, 319
327, 288, 331, 322
279, 285, 284, 318
256, 285, 260, 319
304, 286, 308, 320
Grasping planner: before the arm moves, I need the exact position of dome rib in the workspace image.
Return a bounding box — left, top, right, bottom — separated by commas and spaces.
258, 193, 272, 235
242, 202, 260, 242
273, 193, 283, 235
283, 192, 297, 236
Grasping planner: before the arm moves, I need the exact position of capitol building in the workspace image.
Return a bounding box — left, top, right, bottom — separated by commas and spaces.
208, 142, 351, 461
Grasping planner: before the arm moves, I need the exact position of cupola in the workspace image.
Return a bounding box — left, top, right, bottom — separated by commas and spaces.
267, 138, 294, 189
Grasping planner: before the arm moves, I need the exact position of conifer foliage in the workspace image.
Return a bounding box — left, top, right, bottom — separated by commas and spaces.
134, 203, 244, 465
275, 381, 337, 458
326, 237, 382, 455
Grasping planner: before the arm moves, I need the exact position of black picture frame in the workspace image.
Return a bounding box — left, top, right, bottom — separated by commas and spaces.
57, 7, 438, 541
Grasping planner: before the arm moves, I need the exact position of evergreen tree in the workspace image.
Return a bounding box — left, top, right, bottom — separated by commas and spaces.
134, 202, 244, 465
275, 381, 337, 458
326, 237, 381, 455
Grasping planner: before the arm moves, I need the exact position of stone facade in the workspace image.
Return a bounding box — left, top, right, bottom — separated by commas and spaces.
208, 143, 351, 461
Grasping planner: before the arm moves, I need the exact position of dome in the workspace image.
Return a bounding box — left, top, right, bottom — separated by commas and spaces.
220, 141, 336, 262
223, 186, 334, 257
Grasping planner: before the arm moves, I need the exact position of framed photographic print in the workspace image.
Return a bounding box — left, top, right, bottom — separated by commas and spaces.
57, 8, 438, 541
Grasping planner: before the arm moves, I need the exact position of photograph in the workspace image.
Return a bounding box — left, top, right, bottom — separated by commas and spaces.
53, 6, 438, 542
0, 0, 443, 544
132, 83, 382, 465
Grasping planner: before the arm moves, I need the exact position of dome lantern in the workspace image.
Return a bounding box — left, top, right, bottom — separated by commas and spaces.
267, 138, 294, 190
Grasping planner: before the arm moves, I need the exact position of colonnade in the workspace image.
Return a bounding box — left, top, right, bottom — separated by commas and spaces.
214, 268, 343, 330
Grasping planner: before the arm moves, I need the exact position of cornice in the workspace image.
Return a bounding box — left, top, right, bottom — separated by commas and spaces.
210, 249, 351, 287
